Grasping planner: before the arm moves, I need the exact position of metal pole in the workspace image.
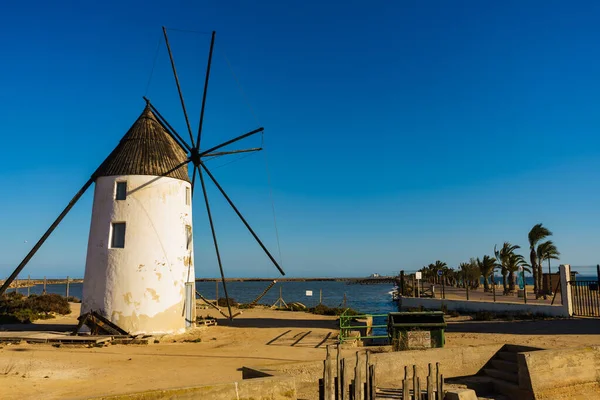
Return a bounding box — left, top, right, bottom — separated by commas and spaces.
523, 269, 527, 304
66, 276, 70, 298
27, 275, 30, 297
400, 270, 405, 296
466, 281, 469, 301
492, 274, 496, 302
0, 177, 94, 295
320, 289, 322, 305
43, 276, 47, 295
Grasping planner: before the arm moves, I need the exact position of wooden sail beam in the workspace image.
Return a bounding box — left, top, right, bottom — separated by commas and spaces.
0, 177, 94, 295
200, 162, 285, 276
196, 166, 233, 319
197, 31, 216, 149
162, 26, 196, 149
199, 127, 264, 157
203, 147, 262, 158
143, 97, 192, 152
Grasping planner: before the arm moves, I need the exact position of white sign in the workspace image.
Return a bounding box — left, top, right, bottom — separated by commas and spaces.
415, 272, 422, 280
305, 290, 313, 296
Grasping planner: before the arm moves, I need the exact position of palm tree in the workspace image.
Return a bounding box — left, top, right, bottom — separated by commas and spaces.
528, 223, 552, 298
459, 261, 479, 289
504, 253, 530, 292
494, 242, 521, 294
537, 240, 560, 294
477, 255, 496, 292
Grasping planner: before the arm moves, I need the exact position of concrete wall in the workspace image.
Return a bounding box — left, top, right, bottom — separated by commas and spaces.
82, 175, 195, 335
243, 344, 503, 399
399, 296, 570, 317
90, 376, 296, 400
518, 346, 600, 398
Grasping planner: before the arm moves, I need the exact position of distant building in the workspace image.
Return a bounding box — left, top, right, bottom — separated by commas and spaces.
370, 273, 381, 278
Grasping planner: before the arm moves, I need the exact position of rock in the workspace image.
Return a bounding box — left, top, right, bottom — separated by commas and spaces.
444, 388, 478, 400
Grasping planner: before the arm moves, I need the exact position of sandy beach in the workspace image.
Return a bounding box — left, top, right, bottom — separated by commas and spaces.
1, 303, 600, 399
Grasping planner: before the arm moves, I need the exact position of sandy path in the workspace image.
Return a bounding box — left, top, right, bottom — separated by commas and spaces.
1, 305, 600, 399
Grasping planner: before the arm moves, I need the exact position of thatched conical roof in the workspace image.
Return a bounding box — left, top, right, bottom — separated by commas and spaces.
95, 104, 190, 182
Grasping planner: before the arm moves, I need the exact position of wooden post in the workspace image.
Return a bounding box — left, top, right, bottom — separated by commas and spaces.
354, 352, 362, 400
324, 346, 335, 400
364, 351, 370, 397
336, 344, 341, 400
15, 277, 18, 294
43, 276, 47, 294
440, 374, 444, 400
340, 358, 345, 400
66, 276, 70, 298
413, 364, 418, 397
466, 281, 469, 301
215, 280, 219, 305
343, 292, 347, 308
436, 362, 441, 399
369, 364, 376, 400
427, 363, 435, 399
27, 275, 30, 297
402, 377, 410, 400
320, 289, 323, 305
416, 377, 421, 400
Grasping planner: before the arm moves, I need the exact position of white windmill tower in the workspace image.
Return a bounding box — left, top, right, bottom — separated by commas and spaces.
0, 27, 286, 335
80, 105, 195, 335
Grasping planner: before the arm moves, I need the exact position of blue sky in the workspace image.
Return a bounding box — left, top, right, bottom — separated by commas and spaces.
1, 1, 599, 278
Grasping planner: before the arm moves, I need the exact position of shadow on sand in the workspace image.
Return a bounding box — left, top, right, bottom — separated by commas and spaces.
446, 318, 600, 336
217, 317, 338, 329
0, 323, 76, 333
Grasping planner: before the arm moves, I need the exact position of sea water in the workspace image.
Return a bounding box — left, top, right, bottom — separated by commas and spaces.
18, 281, 399, 315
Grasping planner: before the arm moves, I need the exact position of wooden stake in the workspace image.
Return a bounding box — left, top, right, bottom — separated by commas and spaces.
340, 358, 345, 400
354, 352, 362, 400
27, 275, 30, 297
365, 351, 370, 397
43, 276, 47, 294
403, 377, 410, 400
416, 376, 421, 400
66, 276, 70, 298
427, 376, 433, 400
413, 364, 418, 397
436, 362, 441, 399
369, 364, 377, 400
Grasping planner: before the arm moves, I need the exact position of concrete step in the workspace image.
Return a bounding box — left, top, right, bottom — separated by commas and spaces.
495, 351, 518, 362
490, 359, 518, 373
489, 378, 533, 400
483, 368, 519, 384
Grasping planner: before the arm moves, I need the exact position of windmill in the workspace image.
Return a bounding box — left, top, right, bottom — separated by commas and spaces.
0, 27, 285, 332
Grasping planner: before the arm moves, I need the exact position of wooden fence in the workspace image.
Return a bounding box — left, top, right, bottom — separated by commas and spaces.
319, 345, 445, 400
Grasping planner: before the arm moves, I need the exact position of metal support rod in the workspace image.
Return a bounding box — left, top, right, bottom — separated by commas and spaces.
197, 31, 216, 149
144, 97, 193, 152
200, 162, 285, 276
197, 167, 232, 319
0, 177, 94, 296
162, 26, 196, 148
199, 127, 264, 157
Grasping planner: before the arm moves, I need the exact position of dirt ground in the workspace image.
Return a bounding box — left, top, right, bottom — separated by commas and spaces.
1, 303, 600, 400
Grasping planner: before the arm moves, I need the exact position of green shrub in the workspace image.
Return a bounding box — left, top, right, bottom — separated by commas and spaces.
217, 297, 238, 307
0, 293, 71, 323
308, 304, 360, 316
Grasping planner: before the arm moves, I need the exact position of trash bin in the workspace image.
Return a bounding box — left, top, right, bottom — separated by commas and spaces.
387, 311, 447, 351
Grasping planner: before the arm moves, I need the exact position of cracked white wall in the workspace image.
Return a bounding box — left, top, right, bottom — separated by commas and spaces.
81, 175, 195, 335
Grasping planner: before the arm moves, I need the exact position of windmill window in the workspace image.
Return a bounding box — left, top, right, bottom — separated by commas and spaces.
186, 225, 192, 250
115, 182, 127, 200
111, 223, 126, 248
185, 187, 191, 205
